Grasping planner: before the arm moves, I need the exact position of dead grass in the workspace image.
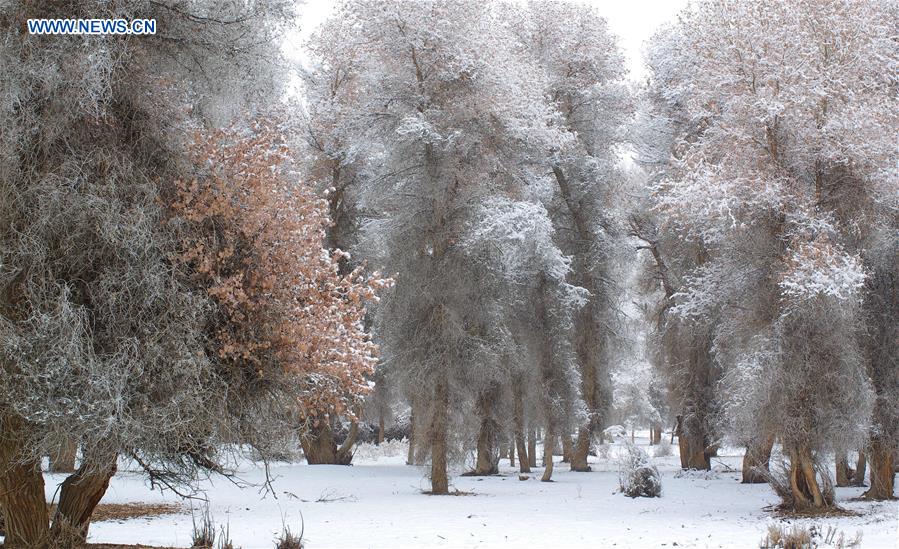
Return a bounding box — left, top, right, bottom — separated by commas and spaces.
23, 502, 185, 527
767, 503, 859, 519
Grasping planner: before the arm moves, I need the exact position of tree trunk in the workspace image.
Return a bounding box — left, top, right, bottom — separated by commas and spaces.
571, 428, 592, 472
406, 405, 416, 466
528, 427, 537, 469
49, 442, 78, 474
561, 434, 572, 463
335, 420, 358, 464
0, 418, 49, 548
430, 378, 449, 494
512, 379, 530, 472
650, 424, 662, 445
378, 412, 385, 445
473, 386, 499, 475
302, 419, 338, 464
541, 427, 555, 482
788, 447, 827, 510
835, 454, 852, 487
302, 417, 355, 465
676, 414, 711, 470
50, 457, 117, 544
852, 449, 867, 487
742, 435, 774, 484
508, 440, 515, 467
863, 440, 896, 500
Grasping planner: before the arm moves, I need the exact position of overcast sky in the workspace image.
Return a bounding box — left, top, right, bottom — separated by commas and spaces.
285, 0, 689, 81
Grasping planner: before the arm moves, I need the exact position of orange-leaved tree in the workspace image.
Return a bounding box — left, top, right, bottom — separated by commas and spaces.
167, 125, 389, 455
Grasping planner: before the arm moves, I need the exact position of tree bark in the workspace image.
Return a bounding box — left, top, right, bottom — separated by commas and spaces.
742, 435, 774, 484
0, 418, 49, 548
508, 440, 515, 467
527, 427, 537, 469
541, 427, 555, 482
302, 419, 338, 464
852, 449, 867, 487
430, 378, 449, 494
50, 457, 117, 544
49, 442, 78, 474
512, 380, 530, 473
788, 447, 827, 510
835, 454, 853, 487
473, 386, 499, 475
406, 405, 416, 466
676, 414, 711, 470
378, 412, 386, 445
561, 434, 572, 463
302, 417, 355, 465
863, 440, 896, 500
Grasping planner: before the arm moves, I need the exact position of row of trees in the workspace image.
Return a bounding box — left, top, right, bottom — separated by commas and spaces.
302, 0, 630, 490
303, 0, 897, 511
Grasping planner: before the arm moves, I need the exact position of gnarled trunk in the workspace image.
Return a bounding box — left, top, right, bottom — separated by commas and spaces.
512, 380, 530, 473
742, 435, 774, 484
302, 419, 338, 464
429, 378, 449, 494
0, 418, 49, 548
50, 456, 117, 544
788, 447, 828, 510
863, 440, 896, 500
302, 417, 356, 465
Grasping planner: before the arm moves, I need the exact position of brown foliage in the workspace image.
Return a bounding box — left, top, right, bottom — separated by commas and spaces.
168, 125, 389, 423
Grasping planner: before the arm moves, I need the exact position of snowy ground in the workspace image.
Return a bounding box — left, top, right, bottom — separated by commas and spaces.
39, 434, 898, 548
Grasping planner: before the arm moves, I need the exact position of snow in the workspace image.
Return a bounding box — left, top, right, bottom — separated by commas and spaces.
36, 435, 897, 549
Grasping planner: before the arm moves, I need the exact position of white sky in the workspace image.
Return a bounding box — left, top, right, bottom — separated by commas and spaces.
285, 0, 689, 81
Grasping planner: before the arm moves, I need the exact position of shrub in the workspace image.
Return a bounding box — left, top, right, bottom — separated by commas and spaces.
275, 526, 304, 549
618, 442, 662, 498
760, 523, 862, 548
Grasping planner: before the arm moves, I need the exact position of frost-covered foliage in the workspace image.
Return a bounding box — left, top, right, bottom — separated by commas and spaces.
0, 0, 299, 543
307, 0, 578, 491
642, 0, 896, 508
618, 443, 662, 498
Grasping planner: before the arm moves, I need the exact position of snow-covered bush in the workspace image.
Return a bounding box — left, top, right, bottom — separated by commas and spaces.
618, 443, 662, 498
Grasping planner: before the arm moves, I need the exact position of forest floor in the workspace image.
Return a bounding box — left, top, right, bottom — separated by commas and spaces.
36, 433, 898, 549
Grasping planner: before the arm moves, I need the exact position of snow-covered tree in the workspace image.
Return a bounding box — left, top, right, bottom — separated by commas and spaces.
313, 0, 573, 492
0, 1, 296, 544
643, 0, 895, 509
506, 0, 631, 472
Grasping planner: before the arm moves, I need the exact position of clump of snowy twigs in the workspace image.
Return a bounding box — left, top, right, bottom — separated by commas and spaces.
617, 442, 662, 498
760, 523, 861, 549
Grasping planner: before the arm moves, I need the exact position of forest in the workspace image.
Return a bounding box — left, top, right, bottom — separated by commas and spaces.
0, 0, 896, 548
